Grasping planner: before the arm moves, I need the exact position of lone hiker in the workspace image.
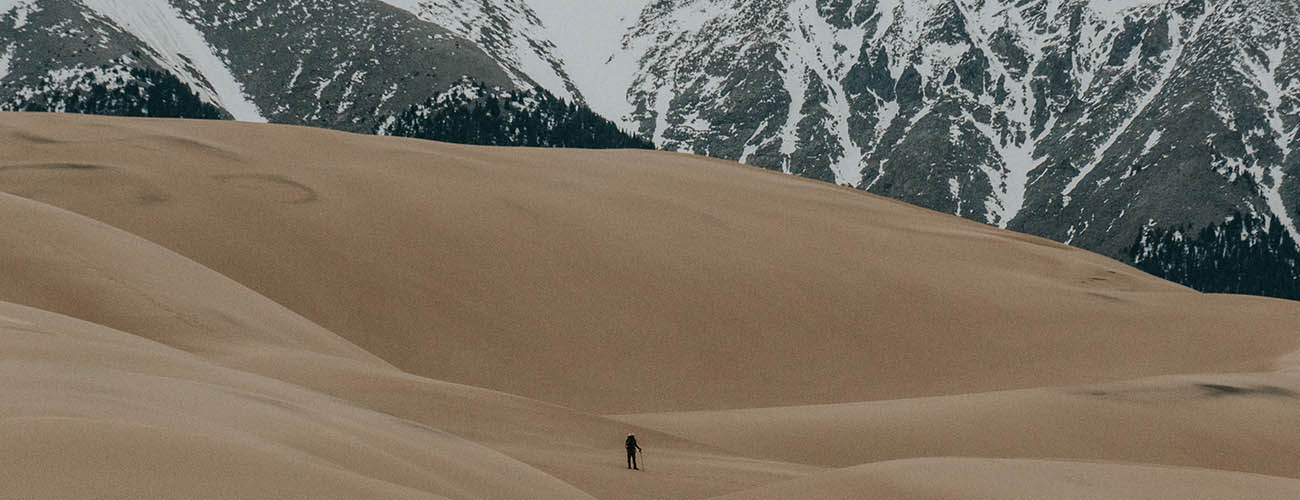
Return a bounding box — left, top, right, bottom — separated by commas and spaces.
626, 434, 642, 470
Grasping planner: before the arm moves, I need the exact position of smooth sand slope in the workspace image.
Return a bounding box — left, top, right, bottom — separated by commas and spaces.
4, 112, 1300, 499
617, 370, 1300, 477
0, 181, 809, 499
3, 112, 1300, 414
0, 298, 595, 500
707, 458, 1300, 500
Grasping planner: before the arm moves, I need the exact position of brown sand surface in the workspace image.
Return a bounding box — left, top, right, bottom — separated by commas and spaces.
0, 184, 811, 499
0, 300, 595, 500
4, 112, 1300, 414
616, 370, 1300, 477
5, 112, 1300, 499
227, 354, 819, 500
705, 458, 1300, 500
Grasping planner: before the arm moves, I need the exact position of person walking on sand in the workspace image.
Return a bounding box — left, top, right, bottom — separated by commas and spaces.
625, 434, 642, 470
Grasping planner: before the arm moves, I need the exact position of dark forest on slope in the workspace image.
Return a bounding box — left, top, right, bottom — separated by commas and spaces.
2, 67, 224, 120
378, 82, 653, 150
1130, 215, 1300, 300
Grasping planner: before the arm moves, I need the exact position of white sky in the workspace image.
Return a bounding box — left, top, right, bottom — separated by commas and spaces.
526, 0, 650, 124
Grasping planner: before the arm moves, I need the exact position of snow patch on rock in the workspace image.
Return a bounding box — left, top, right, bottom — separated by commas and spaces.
80, 0, 265, 121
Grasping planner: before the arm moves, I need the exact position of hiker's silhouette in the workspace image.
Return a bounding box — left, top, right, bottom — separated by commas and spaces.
625, 434, 642, 470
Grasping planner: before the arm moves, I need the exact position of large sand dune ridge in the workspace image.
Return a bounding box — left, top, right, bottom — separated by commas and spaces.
4, 112, 1300, 413
3, 112, 1300, 499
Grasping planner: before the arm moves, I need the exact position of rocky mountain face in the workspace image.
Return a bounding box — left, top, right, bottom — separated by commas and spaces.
592, 0, 1300, 297
376, 0, 584, 102
0, 0, 523, 131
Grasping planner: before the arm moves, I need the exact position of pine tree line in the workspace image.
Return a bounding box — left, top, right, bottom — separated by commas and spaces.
1129, 213, 1300, 299
378, 82, 653, 150
3, 67, 223, 119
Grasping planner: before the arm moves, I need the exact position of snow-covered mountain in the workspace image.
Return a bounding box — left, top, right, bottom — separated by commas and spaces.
585, 0, 1298, 250
376, 0, 584, 102
0, 0, 521, 131
3, 0, 1298, 297
527, 0, 1300, 297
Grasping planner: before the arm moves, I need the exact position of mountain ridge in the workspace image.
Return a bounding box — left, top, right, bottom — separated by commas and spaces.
529, 0, 1300, 297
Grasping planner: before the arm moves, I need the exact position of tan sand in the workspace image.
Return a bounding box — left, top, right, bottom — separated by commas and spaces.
617, 370, 1300, 477
4, 112, 1300, 414
4, 111, 1300, 499
0, 181, 810, 499
705, 458, 1300, 500
0, 299, 596, 500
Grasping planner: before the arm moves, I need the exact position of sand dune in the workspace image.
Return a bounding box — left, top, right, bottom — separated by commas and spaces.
0, 189, 385, 367
4, 112, 1300, 414
705, 458, 1300, 500
5, 111, 1300, 499
617, 370, 1300, 477
0, 172, 810, 499
0, 300, 597, 500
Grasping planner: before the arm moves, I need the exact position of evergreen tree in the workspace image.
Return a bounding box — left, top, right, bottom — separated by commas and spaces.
379, 81, 653, 150
4, 67, 223, 119
1129, 213, 1300, 299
